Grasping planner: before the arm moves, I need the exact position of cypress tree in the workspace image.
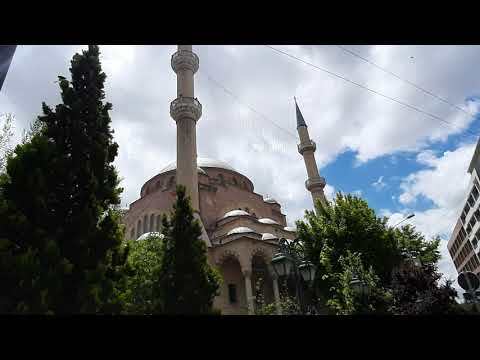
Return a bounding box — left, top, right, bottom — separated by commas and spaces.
157, 185, 221, 314
0, 45, 128, 314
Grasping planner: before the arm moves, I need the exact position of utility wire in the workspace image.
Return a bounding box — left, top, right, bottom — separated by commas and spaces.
336, 45, 474, 117
199, 70, 299, 140
264, 45, 480, 139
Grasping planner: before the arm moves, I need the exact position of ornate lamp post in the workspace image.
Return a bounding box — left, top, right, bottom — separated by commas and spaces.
271, 238, 316, 314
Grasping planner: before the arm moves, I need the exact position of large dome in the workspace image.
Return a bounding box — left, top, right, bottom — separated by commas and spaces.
159, 157, 237, 174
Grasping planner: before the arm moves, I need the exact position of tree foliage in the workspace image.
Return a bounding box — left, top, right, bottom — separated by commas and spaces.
121, 233, 164, 314
157, 185, 221, 314
0, 45, 128, 314
296, 193, 454, 315
0, 113, 14, 173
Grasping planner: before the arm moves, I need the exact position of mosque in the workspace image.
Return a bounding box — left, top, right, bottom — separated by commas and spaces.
121, 46, 327, 315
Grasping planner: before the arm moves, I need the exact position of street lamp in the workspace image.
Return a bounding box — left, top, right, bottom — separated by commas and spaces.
392, 213, 415, 228
271, 238, 316, 314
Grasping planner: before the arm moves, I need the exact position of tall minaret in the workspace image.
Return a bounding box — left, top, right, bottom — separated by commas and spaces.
170, 45, 211, 246
295, 98, 327, 207
170, 45, 201, 211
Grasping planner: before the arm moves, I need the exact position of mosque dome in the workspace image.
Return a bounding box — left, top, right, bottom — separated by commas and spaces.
261, 233, 277, 241
227, 226, 257, 236
160, 157, 237, 175
264, 196, 279, 204
283, 226, 296, 232
137, 232, 164, 241
222, 209, 251, 219
258, 218, 279, 225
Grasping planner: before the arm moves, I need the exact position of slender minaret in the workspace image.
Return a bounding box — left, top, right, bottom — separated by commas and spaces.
295, 97, 327, 207
170, 45, 211, 246
170, 45, 201, 211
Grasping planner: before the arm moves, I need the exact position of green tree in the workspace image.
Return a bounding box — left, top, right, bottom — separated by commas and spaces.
121, 233, 164, 314
389, 260, 458, 315
157, 185, 221, 314
296, 193, 445, 314
0, 113, 14, 173
0, 45, 128, 314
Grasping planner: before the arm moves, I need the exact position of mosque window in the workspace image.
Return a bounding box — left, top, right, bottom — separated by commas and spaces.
156, 215, 161, 232
143, 215, 148, 233
218, 174, 225, 185
150, 214, 155, 232
228, 284, 237, 304
156, 180, 162, 190
137, 220, 142, 238
232, 177, 238, 186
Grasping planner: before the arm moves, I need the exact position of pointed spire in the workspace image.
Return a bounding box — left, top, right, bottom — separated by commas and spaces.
294, 97, 307, 128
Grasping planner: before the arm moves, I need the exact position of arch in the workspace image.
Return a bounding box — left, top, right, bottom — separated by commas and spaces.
232, 177, 238, 186
137, 219, 142, 239
216, 249, 242, 267
149, 214, 155, 233
218, 173, 225, 185
249, 247, 273, 265
143, 215, 148, 234
156, 214, 161, 232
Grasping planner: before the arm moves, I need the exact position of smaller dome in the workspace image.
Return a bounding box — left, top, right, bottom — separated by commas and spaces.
258, 218, 279, 225
222, 209, 250, 219
283, 226, 296, 232
262, 233, 277, 241
137, 232, 164, 241
264, 196, 279, 204
227, 227, 256, 236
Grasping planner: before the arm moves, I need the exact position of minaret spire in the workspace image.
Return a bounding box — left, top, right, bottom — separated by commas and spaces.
170, 45, 211, 246
170, 45, 201, 211
295, 98, 327, 208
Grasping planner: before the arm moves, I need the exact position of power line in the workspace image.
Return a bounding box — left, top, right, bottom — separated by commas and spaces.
264, 45, 480, 139
198, 70, 299, 140
336, 45, 474, 117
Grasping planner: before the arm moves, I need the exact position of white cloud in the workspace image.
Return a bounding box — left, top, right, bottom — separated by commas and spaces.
372, 176, 387, 190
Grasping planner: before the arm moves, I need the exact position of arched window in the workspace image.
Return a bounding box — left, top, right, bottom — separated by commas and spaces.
130, 228, 135, 240
232, 177, 238, 186
156, 215, 161, 232
218, 174, 224, 184
168, 176, 175, 189
156, 180, 161, 190
137, 219, 142, 238
150, 214, 155, 233
143, 215, 148, 233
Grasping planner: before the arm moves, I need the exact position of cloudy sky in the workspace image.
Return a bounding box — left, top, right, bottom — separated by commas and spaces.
2, 45, 480, 293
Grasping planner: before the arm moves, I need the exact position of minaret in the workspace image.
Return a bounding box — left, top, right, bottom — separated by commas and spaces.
295, 98, 327, 207
170, 45, 201, 211
170, 45, 211, 246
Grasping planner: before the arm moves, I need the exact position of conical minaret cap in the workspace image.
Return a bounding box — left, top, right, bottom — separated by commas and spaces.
294, 97, 307, 129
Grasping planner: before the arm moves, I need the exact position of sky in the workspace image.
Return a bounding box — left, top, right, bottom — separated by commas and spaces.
1, 44, 480, 295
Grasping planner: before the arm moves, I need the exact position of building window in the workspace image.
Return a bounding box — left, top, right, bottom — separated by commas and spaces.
137, 219, 142, 239
143, 215, 148, 233
156, 215, 161, 232
232, 177, 238, 186
150, 214, 155, 232
228, 284, 237, 304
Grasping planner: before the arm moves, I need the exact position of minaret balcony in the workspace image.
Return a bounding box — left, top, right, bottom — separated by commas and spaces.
171, 50, 199, 74
298, 140, 316, 155
170, 96, 202, 122
305, 176, 326, 192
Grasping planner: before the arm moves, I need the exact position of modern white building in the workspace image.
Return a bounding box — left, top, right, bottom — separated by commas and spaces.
447, 140, 480, 275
